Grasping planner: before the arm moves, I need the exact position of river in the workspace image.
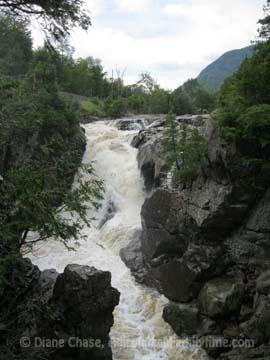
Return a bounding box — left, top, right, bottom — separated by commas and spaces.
28, 118, 206, 360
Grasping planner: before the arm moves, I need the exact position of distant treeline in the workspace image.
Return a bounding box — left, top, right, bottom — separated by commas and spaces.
0, 14, 216, 118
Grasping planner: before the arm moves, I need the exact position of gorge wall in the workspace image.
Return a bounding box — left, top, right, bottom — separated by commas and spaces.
122, 114, 270, 359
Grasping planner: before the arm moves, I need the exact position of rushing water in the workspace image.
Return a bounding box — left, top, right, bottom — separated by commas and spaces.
28, 119, 206, 360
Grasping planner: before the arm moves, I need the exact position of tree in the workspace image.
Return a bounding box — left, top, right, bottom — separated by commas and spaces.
0, 151, 103, 253
0, 15, 32, 76
162, 112, 181, 171
214, 0, 270, 164
0, 0, 91, 41
170, 89, 194, 115
162, 113, 207, 182
258, 0, 270, 41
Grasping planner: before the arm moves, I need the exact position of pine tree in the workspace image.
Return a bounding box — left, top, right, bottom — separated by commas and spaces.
162, 112, 207, 183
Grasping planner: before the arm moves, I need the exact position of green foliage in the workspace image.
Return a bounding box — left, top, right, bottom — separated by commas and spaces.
162, 112, 207, 182
170, 89, 194, 115
258, 0, 270, 40
79, 99, 105, 117
145, 87, 170, 114
104, 97, 128, 118
127, 94, 146, 113
237, 104, 270, 148
0, 76, 104, 253
0, 0, 91, 41
0, 15, 32, 76
171, 79, 216, 115
0, 152, 103, 251
214, 2, 270, 168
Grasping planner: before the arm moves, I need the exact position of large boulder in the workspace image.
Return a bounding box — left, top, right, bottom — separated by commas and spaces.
163, 302, 199, 336
51, 264, 120, 359
141, 190, 197, 261
17, 262, 120, 360
152, 244, 222, 302
199, 278, 244, 319
136, 134, 166, 190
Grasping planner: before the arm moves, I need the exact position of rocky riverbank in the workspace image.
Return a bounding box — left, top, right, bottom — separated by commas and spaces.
121, 114, 270, 359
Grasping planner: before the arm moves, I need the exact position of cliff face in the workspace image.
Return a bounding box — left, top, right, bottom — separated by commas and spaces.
122, 115, 270, 359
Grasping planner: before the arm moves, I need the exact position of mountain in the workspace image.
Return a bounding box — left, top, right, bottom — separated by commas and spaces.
197, 45, 254, 92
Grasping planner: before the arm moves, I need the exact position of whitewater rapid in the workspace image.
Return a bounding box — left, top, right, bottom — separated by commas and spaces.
28, 119, 206, 360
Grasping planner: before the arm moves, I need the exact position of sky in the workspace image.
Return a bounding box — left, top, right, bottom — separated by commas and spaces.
34, 0, 266, 90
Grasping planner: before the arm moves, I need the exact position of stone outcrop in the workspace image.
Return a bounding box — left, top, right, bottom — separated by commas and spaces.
198, 279, 245, 319
122, 114, 270, 359
163, 302, 199, 336
17, 261, 120, 360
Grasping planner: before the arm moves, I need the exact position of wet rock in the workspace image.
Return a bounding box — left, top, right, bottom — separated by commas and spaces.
35, 269, 59, 304
98, 200, 117, 229
137, 134, 166, 190
256, 270, 270, 295
241, 295, 270, 345
163, 302, 199, 336
120, 230, 148, 283
199, 279, 244, 319
116, 118, 145, 131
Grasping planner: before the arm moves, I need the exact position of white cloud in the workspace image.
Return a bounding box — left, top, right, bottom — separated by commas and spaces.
115, 0, 153, 13
162, 3, 190, 17
32, 0, 266, 89
85, 0, 105, 16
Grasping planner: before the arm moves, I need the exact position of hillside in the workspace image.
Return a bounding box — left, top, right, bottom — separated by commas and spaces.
197, 45, 254, 92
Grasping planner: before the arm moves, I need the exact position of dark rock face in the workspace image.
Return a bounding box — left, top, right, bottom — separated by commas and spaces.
124, 114, 270, 359
256, 270, 270, 295
199, 279, 245, 319
141, 190, 192, 261
17, 261, 120, 360
163, 302, 199, 336
241, 295, 270, 345
151, 244, 222, 302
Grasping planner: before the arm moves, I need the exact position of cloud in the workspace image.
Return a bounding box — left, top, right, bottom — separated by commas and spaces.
115, 0, 154, 13
33, 0, 266, 89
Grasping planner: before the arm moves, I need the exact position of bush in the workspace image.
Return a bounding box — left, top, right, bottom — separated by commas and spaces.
104, 97, 128, 118
237, 104, 270, 148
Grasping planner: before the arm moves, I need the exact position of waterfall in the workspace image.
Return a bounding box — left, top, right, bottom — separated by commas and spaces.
28, 119, 205, 360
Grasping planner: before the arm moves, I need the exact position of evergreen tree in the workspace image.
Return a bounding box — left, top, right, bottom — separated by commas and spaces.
162, 113, 207, 183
